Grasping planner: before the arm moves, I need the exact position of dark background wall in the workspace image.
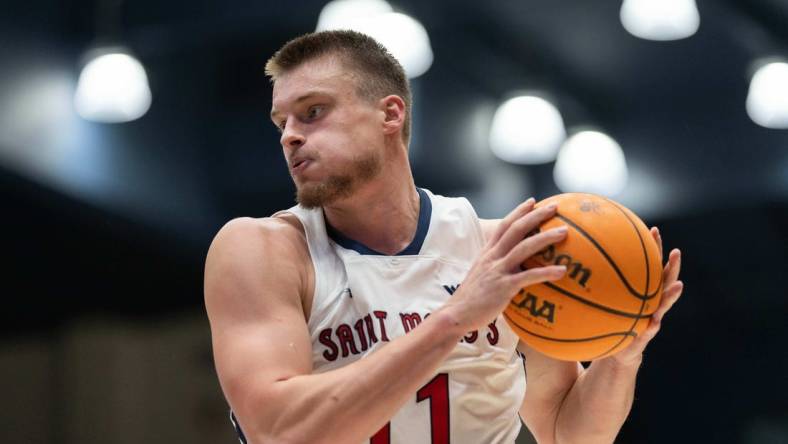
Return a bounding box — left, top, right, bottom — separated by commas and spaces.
1, 1, 787, 443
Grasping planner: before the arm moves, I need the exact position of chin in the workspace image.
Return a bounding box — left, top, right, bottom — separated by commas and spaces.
295, 176, 355, 209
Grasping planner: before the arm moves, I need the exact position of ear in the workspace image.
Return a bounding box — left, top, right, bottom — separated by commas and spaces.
379, 95, 406, 136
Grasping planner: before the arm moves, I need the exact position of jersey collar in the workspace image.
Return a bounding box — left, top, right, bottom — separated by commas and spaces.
325, 187, 432, 256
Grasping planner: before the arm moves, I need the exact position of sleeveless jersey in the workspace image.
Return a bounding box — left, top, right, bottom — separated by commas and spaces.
232, 188, 526, 444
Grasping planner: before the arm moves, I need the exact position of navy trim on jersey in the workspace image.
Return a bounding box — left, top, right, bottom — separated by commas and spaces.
325, 187, 432, 256
230, 410, 248, 444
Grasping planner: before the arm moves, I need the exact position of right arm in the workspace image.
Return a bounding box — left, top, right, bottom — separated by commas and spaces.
204, 201, 566, 443
205, 217, 465, 444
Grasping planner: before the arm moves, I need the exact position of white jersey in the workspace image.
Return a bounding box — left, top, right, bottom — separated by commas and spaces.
231, 188, 526, 444
290, 188, 526, 444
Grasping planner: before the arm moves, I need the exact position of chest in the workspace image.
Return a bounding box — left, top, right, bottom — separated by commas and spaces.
307, 254, 519, 372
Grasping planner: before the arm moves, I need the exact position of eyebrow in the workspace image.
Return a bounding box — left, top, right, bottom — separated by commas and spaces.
270, 91, 329, 121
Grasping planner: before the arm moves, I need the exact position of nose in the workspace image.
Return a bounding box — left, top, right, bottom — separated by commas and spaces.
280, 122, 305, 149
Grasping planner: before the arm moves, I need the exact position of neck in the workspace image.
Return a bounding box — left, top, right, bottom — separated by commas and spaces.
323, 145, 419, 255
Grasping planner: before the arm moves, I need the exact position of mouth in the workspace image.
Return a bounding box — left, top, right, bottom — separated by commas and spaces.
291, 159, 311, 173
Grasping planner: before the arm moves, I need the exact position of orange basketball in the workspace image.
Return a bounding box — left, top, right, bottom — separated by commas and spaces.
503, 193, 663, 362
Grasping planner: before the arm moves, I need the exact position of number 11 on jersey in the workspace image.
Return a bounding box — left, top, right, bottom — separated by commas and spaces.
371, 373, 450, 444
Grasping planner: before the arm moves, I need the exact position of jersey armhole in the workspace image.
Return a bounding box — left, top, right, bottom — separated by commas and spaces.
272, 210, 320, 325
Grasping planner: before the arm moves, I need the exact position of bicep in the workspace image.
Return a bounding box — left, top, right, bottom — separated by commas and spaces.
204, 218, 313, 425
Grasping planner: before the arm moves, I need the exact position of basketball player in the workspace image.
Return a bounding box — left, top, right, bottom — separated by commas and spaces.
204, 30, 684, 444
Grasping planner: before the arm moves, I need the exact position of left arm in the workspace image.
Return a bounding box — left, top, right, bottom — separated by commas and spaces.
518, 341, 641, 444
480, 219, 683, 444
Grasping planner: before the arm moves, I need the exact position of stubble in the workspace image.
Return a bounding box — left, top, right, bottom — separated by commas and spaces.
294, 149, 383, 209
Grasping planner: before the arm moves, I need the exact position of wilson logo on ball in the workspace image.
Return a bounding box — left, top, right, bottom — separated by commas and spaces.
538, 245, 591, 287
513, 290, 556, 323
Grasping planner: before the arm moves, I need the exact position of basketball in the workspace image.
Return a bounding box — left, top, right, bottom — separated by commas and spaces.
503, 193, 663, 362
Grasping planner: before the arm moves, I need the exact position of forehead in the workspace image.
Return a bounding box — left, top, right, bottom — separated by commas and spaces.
271, 56, 358, 113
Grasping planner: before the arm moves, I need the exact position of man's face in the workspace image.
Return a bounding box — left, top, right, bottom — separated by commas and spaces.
270, 56, 385, 208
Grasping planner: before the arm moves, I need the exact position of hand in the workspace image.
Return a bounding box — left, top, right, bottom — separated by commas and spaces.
441, 198, 568, 333
608, 226, 683, 367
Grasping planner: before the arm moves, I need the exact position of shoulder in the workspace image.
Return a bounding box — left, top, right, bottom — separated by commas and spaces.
208, 215, 307, 258
430, 191, 500, 245
204, 215, 311, 312
217, 214, 304, 238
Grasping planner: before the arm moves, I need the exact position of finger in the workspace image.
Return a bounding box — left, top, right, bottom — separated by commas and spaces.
489, 198, 535, 246
494, 203, 558, 257
661, 249, 676, 283
621, 318, 661, 357
508, 264, 566, 290
663, 249, 682, 285
503, 226, 568, 271
632, 279, 683, 350
637, 318, 662, 345
652, 280, 683, 322
651, 226, 663, 258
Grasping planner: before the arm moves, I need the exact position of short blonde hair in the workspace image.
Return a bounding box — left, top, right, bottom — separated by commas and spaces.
265, 30, 412, 145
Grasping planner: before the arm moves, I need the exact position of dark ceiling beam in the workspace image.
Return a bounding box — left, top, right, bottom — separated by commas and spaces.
427, 5, 614, 129
721, 0, 788, 53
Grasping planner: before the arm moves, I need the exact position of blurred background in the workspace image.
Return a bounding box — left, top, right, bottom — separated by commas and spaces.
1, 0, 787, 443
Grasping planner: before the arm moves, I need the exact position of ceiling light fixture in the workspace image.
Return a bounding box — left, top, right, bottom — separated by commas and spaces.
316, 0, 433, 78
746, 61, 788, 129
553, 130, 629, 196
489, 95, 566, 165
620, 0, 700, 41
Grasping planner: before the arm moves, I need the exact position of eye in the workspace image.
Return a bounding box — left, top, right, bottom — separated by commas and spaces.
306, 105, 324, 120
276, 120, 286, 133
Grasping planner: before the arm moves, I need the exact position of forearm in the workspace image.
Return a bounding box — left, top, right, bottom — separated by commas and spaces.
256, 308, 464, 443
554, 354, 642, 444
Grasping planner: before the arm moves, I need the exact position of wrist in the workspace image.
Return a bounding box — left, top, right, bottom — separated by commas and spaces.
605, 352, 643, 371
431, 304, 470, 339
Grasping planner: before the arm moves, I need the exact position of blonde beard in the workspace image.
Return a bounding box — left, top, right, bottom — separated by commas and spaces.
294, 150, 383, 209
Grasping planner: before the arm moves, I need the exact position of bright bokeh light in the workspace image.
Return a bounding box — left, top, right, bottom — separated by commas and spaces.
746, 62, 788, 129
489, 95, 566, 165
74, 51, 152, 123
316, 0, 433, 78
317, 0, 393, 29
0, 72, 74, 152
620, 0, 700, 41
553, 130, 629, 196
